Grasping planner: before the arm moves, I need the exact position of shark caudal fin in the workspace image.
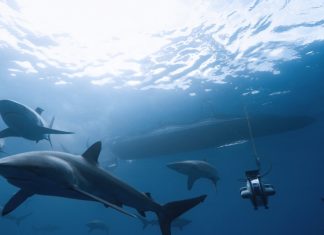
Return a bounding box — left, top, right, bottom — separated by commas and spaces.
156, 195, 206, 235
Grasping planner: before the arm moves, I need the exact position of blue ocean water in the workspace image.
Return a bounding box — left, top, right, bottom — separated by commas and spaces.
0, 0, 324, 234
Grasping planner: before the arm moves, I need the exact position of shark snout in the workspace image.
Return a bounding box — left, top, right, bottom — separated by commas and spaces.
0, 99, 16, 113
0, 160, 23, 178
166, 162, 181, 171
167, 162, 191, 174
166, 163, 176, 170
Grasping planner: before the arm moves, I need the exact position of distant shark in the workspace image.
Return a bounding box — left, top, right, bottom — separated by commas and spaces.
167, 160, 219, 190
32, 224, 60, 233
0, 99, 74, 145
86, 220, 109, 234
0, 206, 32, 226
139, 217, 191, 231
109, 115, 315, 159
0, 142, 206, 235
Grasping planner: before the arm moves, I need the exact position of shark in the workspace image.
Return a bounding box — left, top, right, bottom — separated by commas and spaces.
167, 160, 219, 190
0, 141, 206, 235
32, 224, 60, 233
108, 115, 315, 159
0, 206, 32, 226
0, 99, 73, 145
139, 217, 191, 231
86, 220, 109, 234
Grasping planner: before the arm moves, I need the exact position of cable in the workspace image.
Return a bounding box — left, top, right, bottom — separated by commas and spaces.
244, 106, 261, 170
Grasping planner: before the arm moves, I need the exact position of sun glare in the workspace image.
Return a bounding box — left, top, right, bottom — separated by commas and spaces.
12, 0, 207, 80
17, 0, 202, 56
2, 0, 323, 89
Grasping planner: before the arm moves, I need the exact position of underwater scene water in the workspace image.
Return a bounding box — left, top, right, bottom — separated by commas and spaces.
0, 0, 324, 234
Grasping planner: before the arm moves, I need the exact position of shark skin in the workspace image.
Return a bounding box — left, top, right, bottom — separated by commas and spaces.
109, 115, 315, 159
0, 142, 206, 235
86, 220, 109, 234
167, 160, 219, 190
59, 143, 118, 171
0, 99, 73, 144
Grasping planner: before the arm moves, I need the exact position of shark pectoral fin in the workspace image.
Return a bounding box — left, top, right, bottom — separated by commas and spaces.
37, 126, 74, 135
210, 177, 219, 190
72, 186, 137, 218
0, 128, 19, 138
187, 176, 198, 190
104, 200, 123, 208
2, 189, 34, 216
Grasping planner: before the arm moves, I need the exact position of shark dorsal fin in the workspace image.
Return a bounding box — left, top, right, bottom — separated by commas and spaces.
35, 107, 44, 115
82, 141, 101, 165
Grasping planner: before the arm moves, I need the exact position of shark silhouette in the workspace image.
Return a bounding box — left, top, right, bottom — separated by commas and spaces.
0, 99, 73, 145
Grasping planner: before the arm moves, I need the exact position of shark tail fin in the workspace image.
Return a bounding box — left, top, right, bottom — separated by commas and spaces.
156, 195, 206, 235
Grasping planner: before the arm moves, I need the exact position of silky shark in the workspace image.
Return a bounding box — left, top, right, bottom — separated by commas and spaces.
109, 115, 315, 159
86, 220, 109, 234
167, 160, 219, 190
0, 99, 73, 145
0, 142, 206, 235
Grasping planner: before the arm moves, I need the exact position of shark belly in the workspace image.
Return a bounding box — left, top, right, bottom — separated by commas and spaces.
7, 176, 91, 201
80, 170, 159, 212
